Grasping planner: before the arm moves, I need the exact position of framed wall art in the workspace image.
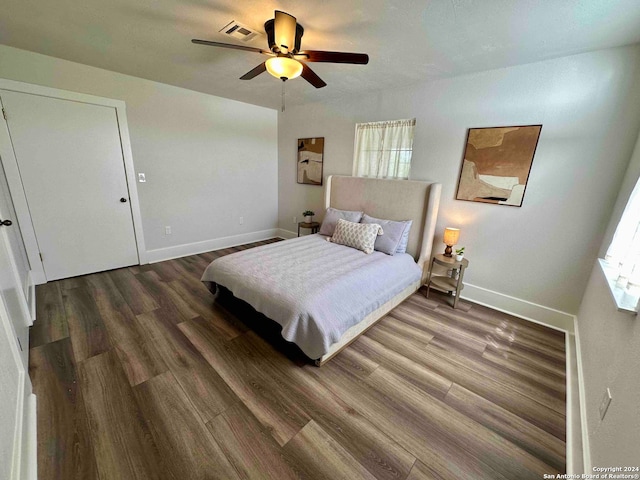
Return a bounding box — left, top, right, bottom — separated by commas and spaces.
297, 137, 324, 185
455, 125, 542, 207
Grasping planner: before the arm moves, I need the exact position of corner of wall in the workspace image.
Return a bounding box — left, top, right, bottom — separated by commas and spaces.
277, 228, 297, 240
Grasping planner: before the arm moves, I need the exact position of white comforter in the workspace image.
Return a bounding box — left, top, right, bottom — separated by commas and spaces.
201, 234, 421, 359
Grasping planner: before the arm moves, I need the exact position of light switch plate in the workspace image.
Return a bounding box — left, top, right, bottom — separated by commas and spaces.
138, 173, 146, 182
599, 387, 612, 420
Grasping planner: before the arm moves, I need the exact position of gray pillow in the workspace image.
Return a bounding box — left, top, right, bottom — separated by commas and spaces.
319, 208, 364, 236
361, 214, 412, 255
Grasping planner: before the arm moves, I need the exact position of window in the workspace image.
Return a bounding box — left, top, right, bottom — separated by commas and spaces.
352, 118, 416, 179
602, 173, 640, 313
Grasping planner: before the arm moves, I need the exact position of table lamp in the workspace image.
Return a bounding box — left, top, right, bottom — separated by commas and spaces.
443, 227, 460, 257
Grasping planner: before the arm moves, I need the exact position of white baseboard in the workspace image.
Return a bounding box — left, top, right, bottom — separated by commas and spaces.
566, 333, 575, 473
21, 394, 37, 480
11, 375, 35, 480
566, 333, 585, 474
277, 228, 297, 239
573, 317, 592, 473
145, 229, 280, 264
461, 283, 575, 333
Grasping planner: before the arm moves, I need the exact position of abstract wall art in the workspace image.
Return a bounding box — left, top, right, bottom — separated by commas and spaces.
297, 137, 324, 185
455, 125, 542, 207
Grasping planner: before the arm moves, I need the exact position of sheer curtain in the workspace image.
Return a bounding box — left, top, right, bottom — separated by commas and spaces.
352, 119, 416, 179
605, 174, 640, 292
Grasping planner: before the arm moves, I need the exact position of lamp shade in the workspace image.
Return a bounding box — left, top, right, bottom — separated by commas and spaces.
265, 57, 303, 80
443, 227, 460, 246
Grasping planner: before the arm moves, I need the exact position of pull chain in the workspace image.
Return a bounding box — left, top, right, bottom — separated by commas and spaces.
281, 79, 286, 112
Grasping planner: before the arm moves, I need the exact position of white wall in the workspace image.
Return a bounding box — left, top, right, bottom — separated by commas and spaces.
278, 45, 640, 315
575, 130, 640, 467
576, 264, 640, 467
0, 45, 278, 256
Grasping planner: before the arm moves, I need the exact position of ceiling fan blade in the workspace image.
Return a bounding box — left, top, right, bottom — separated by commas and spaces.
301, 63, 327, 89
274, 10, 297, 54
191, 39, 270, 55
297, 50, 369, 64
240, 62, 266, 80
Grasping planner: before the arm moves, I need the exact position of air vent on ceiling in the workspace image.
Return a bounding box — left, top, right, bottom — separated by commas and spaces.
219, 21, 261, 42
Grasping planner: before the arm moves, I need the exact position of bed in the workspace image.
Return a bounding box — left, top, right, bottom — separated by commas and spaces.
202, 175, 441, 365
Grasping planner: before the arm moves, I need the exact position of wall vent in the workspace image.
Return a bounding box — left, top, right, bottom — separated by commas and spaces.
219, 21, 261, 42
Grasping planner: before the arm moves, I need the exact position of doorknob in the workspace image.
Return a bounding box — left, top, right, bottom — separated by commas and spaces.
120, 198, 128, 203
0, 219, 12, 226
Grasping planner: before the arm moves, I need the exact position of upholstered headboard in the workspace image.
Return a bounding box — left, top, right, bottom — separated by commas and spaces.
324, 175, 441, 280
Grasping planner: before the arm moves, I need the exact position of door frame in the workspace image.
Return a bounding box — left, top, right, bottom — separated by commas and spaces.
0, 79, 147, 284
0, 292, 37, 480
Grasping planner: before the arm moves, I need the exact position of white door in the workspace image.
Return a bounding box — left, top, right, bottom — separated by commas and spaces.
0, 182, 32, 479
0, 293, 26, 480
0, 160, 30, 368
1, 90, 139, 280
0, 282, 34, 480
0, 157, 31, 303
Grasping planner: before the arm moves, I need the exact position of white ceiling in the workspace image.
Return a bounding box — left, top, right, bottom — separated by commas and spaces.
1, 0, 640, 109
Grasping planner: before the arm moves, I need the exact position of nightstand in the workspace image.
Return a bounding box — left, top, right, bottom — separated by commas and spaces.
425, 254, 469, 308
298, 221, 320, 236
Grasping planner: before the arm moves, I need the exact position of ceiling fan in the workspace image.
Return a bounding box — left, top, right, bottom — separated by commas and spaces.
192, 10, 369, 89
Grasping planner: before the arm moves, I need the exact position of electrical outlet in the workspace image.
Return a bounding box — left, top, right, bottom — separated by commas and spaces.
138, 173, 146, 182
239, 216, 244, 225
293, 216, 297, 224
599, 388, 612, 420
165, 226, 172, 235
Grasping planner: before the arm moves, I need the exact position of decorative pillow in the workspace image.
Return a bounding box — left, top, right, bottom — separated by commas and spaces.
361, 214, 413, 255
329, 219, 383, 254
319, 208, 364, 236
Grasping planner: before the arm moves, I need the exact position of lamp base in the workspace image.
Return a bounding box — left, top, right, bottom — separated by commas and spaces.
444, 245, 453, 257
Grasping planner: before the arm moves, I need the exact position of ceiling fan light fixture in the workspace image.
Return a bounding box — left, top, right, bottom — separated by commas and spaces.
265, 56, 303, 80
274, 10, 297, 53
192, 9, 368, 90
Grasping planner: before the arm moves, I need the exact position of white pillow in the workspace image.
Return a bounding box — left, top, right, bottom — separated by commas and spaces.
329, 219, 383, 254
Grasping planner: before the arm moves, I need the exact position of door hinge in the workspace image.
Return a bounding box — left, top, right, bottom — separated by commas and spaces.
39, 252, 43, 262
2, 108, 6, 121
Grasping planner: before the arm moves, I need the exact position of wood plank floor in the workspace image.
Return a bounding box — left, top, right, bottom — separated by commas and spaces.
29, 238, 566, 480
